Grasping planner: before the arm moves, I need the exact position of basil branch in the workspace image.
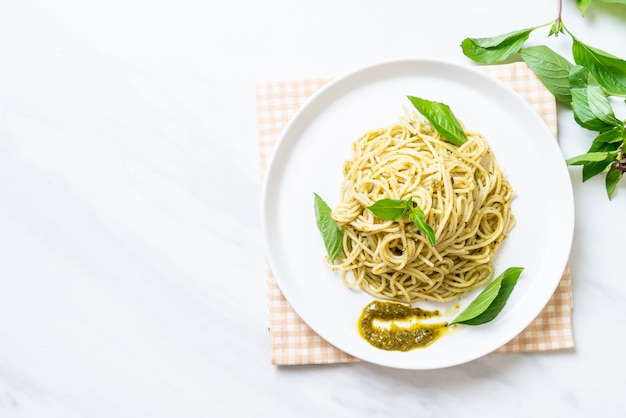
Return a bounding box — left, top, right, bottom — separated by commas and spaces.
461, 0, 626, 199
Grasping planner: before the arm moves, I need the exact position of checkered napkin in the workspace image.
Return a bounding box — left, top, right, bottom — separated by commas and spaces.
256, 62, 575, 365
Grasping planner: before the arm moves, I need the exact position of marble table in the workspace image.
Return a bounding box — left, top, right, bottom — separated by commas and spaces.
1, 1, 625, 416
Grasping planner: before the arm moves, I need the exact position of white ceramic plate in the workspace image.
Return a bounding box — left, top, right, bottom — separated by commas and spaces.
261, 59, 574, 370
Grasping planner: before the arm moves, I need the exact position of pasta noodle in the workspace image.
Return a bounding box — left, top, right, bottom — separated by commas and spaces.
328, 109, 515, 303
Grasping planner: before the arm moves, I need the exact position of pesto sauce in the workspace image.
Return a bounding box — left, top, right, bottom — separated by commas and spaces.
358, 300, 448, 351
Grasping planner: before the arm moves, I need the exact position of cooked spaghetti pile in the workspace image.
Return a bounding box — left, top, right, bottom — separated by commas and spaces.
329, 109, 515, 303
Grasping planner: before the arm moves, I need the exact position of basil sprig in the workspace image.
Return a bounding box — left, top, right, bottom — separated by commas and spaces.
450, 267, 524, 326
407, 96, 468, 145
313, 193, 343, 262
460, 1, 626, 199
367, 198, 436, 246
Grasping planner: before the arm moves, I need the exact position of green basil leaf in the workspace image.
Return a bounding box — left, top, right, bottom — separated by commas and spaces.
576, 0, 593, 15
367, 198, 411, 220
407, 96, 467, 145
460, 27, 536, 64
581, 130, 623, 181
450, 267, 524, 326
566, 151, 619, 165
313, 193, 343, 262
520, 46, 574, 103
572, 38, 626, 97
582, 157, 615, 181
606, 163, 623, 200
408, 206, 436, 247
569, 65, 622, 131
368, 198, 436, 246
594, 127, 625, 144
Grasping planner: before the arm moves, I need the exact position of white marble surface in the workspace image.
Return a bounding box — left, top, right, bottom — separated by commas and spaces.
2, 1, 626, 416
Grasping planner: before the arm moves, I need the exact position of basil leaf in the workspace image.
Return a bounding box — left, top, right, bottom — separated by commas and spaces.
606, 163, 623, 200
583, 156, 616, 181
520, 46, 574, 103
572, 38, 626, 97
450, 267, 524, 326
566, 151, 619, 165
408, 206, 436, 247
569, 65, 622, 131
594, 127, 625, 144
407, 96, 468, 145
368, 198, 437, 246
460, 27, 536, 64
582, 129, 624, 181
313, 193, 343, 262
576, 0, 593, 15
367, 198, 411, 220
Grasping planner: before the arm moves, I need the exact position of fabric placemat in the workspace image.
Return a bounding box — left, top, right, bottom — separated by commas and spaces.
257, 62, 575, 365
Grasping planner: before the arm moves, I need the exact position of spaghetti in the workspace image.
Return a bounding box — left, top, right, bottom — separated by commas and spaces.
328, 109, 515, 303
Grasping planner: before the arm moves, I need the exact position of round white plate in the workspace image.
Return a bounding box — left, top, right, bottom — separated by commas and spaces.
261, 59, 574, 369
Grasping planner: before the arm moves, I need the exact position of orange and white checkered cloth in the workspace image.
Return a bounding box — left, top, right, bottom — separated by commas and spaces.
257, 62, 575, 365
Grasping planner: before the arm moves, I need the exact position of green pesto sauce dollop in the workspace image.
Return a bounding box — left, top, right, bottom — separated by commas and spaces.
358, 300, 448, 351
